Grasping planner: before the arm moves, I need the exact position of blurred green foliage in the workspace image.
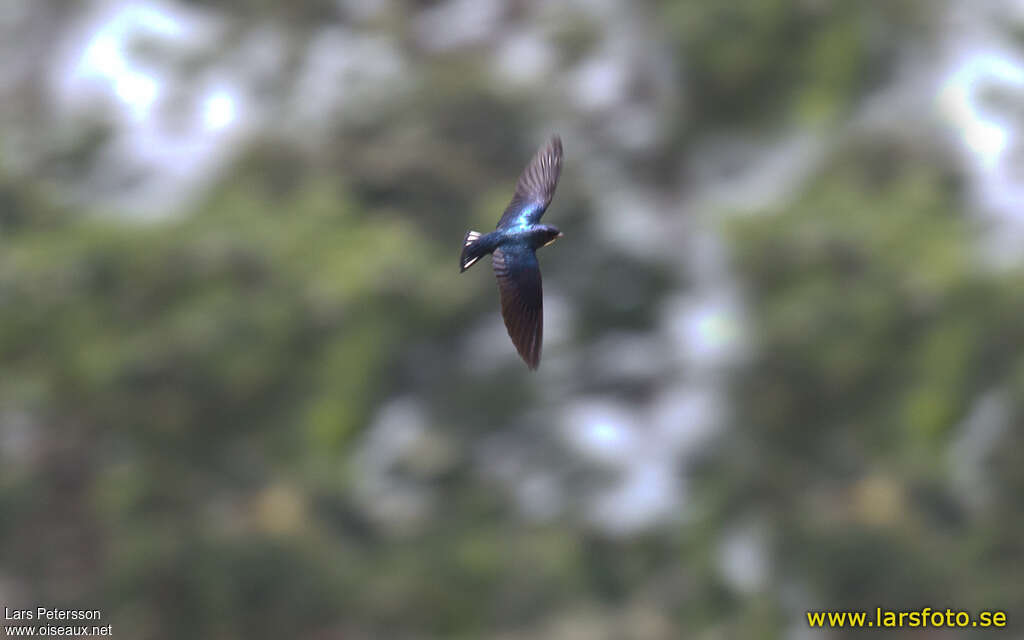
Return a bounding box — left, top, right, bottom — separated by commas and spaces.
663, 0, 928, 128
2, 1, 1024, 638
720, 144, 1024, 623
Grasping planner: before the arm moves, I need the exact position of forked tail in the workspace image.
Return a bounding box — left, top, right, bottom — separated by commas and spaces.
460, 230, 491, 272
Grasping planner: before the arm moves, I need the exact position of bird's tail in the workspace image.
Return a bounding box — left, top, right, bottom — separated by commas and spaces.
460, 230, 489, 272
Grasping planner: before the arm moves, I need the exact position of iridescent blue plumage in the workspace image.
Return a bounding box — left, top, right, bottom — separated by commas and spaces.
459, 136, 564, 370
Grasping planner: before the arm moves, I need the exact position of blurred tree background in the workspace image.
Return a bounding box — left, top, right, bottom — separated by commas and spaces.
2, 0, 1024, 637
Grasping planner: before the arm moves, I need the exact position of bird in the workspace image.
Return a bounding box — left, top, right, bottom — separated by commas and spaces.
460, 135, 564, 370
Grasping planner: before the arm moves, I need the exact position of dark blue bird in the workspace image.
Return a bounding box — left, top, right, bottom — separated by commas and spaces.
460, 135, 564, 370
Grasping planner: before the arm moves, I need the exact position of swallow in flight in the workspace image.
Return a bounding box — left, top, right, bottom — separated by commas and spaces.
460, 135, 564, 370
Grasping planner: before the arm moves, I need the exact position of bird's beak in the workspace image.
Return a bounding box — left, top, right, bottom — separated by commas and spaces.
543, 231, 565, 248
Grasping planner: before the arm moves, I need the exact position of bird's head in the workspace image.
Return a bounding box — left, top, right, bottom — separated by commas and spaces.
537, 226, 564, 249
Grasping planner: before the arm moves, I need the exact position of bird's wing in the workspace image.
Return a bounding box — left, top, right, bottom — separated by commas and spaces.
492, 245, 543, 369
496, 135, 563, 230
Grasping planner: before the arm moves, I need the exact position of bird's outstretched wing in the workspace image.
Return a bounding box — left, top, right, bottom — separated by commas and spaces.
492, 245, 543, 369
496, 136, 563, 230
